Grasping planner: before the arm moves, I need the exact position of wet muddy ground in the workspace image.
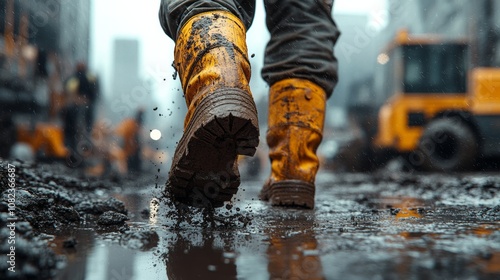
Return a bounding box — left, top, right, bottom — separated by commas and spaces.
1, 160, 499, 279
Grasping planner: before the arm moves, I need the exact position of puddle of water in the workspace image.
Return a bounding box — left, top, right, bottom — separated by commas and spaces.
55, 238, 166, 280
49, 184, 500, 280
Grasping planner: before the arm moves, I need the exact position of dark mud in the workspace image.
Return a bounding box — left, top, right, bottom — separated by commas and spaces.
0, 160, 138, 279
308, 171, 500, 279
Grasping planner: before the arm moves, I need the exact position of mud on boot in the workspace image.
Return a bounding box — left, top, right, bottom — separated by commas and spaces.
164, 11, 259, 208
260, 79, 327, 209
167, 89, 258, 208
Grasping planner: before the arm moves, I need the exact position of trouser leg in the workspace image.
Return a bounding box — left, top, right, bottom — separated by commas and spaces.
262, 0, 340, 96
159, 0, 256, 39
84, 104, 94, 134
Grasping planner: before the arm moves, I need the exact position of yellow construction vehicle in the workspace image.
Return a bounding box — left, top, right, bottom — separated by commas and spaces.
364, 30, 500, 171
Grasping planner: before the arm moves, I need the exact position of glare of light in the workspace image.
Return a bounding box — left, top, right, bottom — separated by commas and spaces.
377, 53, 390, 65
22, 45, 38, 61
150, 129, 161, 140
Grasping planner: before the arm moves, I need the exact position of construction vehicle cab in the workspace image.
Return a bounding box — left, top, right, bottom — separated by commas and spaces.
371, 30, 500, 171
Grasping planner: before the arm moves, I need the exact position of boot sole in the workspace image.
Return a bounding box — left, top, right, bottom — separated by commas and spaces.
166, 88, 259, 208
268, 180, 315, 209
258, 183, 271, 201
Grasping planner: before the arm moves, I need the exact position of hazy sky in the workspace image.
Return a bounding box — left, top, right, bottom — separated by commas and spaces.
90, 0, 388, 106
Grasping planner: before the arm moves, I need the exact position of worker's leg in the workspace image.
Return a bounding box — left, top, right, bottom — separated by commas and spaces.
84, 102, 95, 134
158, 0, 259, 208
159, 0, 255, 39
260, 0, 340, 209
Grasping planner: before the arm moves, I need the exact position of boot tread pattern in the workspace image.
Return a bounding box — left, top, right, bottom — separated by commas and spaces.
269, 180, 315, 209
166, 89, 259, 208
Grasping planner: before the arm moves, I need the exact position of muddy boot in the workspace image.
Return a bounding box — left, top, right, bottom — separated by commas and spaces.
259, 79, 326, 209
166, 11, 259, 208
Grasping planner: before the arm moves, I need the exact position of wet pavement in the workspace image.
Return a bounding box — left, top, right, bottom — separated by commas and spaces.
1, 160, 500, 279
46, 172, 500, 279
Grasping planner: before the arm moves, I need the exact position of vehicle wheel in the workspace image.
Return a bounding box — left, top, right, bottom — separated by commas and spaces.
418, 118, 477, 172
335, 139, 372, 172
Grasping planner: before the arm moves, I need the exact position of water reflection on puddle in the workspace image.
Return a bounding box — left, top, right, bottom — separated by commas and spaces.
49, 188, 500, 279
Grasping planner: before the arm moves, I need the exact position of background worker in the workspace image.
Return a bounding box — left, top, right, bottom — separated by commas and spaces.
63, 62, 99, 147
159, 0, 339, 209
115, 109, 144, 174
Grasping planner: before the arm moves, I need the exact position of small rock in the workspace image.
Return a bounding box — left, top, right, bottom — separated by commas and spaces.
62, 237, 78, 248
97, 211, 128, 225
140, 208, 150, 220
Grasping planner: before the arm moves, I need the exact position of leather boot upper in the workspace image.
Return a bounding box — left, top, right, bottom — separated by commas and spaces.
266, 78, 326, 184
174, 11, 252, 128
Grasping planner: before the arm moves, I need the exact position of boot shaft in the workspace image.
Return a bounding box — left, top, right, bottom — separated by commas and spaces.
174, 11, 252, 128
267, 79, 326, 184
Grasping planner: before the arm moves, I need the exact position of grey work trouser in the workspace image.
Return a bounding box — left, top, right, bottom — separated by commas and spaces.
159, 0, 340, 97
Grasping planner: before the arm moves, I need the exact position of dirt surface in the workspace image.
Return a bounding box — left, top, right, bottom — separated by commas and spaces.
1, 159, 499, 279
0, 160, 152, 279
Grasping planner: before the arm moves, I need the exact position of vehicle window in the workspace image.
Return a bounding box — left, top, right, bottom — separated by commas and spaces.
403, 44, 467, 93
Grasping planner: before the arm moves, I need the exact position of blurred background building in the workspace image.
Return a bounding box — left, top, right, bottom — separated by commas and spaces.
0, 0, 91, 115
385, 0, 500, 66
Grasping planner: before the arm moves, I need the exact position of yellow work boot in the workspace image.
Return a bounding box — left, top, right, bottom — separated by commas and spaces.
260, 79, 326, 209
166, 11, 259, 208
